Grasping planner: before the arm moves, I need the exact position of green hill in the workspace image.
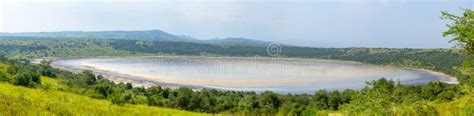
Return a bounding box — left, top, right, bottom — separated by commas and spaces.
0, 82, 209, 116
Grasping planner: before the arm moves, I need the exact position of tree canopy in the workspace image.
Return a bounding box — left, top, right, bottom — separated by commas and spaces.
443, 9, 474, 75
442, 9, 474, 54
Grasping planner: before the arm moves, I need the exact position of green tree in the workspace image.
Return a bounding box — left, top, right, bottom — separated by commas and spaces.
258, 91, 281, 113
82, 70, 97, 85
238, 94, 259, 112
442, 9, 474, 54
95, 84, 113, 98
39, 60, 56, 78
176, 87, 193, 110
442, 9, 474, 75
0, 52, 7, 62
111, 93, 126, 105
0, 72, 8, 82
7, 65, 19, 75
312, 90, 329, 110
147, 95, 165, 106
14, 71, 41, 88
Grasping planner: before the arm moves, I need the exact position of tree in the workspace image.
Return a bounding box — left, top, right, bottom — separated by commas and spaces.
312, 90, 329, 110
39, 60, 52, 69
258, 91, 281, 113
327, 91, 341, 110
238, 94, 259, 112
442, 9, 474, 54
0, 72, 8, 82
442, 9, 474, 75
39, 60, 56, 78
14, 71, 41, 88
126, 83, 133, 89
111, 93, 126, 105
176, 87, 193, 109
95, 84, 113, 98
0, 52, 7, 62
7, 65, 19, 75
147, 94, 165, 106
82, 70, 97, 85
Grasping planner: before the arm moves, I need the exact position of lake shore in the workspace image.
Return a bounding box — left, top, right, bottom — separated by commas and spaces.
43, 56, 459, 93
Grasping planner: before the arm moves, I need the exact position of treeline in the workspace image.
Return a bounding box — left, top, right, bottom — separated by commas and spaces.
111, 40, 465, 76
0, 44, 47, 52
111, 40, 268, 56
332, 49, 465, 76
1, 56, 471, 114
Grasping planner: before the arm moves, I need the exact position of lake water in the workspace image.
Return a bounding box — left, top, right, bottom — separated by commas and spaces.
52, 56, 457, 94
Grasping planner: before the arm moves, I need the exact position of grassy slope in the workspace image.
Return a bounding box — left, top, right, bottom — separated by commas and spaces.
324, 94, 474, 115
433, 93, 474, 115
0, 82, 209, 116
0, 62, 208, 116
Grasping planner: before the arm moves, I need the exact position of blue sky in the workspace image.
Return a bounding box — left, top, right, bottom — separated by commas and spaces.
0, 0, 473, 48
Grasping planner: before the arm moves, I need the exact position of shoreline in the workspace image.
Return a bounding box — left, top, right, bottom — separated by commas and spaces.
43, 56, 460, 93
51, 62, 200, 89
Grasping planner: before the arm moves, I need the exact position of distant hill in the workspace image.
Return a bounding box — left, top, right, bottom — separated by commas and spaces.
204, 37, 272, 47
0, 30, 199, 42
0, 30, 274, 47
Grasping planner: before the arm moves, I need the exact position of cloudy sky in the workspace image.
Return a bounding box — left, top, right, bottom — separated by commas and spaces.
0, 0, 473, 48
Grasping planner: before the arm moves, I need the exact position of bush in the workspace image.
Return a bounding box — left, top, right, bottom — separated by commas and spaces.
39, 60, 57, 78
0, 73, 8, 82
7, 66, 19, 75
258, 91, 281, 113
82, 70, 97, 85
111, 93, 126, 105
176, 87, 193, 110
14, 71, 41, 88
40, 70, 56, 78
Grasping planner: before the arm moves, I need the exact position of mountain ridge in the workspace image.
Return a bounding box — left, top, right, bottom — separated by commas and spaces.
0, 30, 274, 47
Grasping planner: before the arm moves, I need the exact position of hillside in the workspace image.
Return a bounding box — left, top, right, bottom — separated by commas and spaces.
205, 37, 272, 47
0, 82, 208, 116
0, 62, 208, 115
0, 30, 197, 42
0, 30, 273, 46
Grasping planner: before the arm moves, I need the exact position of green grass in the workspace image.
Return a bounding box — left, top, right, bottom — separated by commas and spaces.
0, 63, 14, 82
433, 93, 474, 115
0, 63, 208, 115
0, 82, 210, 116
40, 76, 63, 91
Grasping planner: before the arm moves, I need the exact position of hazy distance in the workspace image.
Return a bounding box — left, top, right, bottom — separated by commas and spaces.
1, 0, 473, 48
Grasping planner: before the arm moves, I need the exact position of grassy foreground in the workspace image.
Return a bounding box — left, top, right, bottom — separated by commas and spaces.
432, 93, 474, 115
0, 82, 209, 116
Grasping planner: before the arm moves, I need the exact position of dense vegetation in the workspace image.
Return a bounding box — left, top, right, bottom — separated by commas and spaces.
0, 59, 208, 115
0, 53, 473, 115
0, 83, 208, 115
442, 9, 474, 76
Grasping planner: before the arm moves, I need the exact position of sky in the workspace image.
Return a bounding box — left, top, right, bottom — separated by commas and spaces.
0, 0, 473, 48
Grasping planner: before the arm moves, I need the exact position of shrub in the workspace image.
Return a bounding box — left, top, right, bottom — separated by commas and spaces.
14, 71, 41, 88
